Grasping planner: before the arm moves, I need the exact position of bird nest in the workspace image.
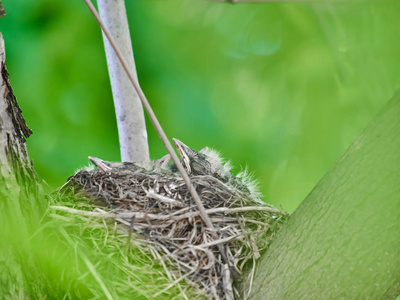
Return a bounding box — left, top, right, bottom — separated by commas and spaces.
53, 143, 288, 299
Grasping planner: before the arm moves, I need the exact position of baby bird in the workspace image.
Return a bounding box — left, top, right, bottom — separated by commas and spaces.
172, 139, 260, 199
172, 138, 231, 178
58, 139, 285, 300
88, 153, 172, 175
66, 139, 259, 205
87, 138, 230, 179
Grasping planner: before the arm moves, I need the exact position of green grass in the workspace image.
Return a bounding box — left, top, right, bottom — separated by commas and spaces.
0, 182, 192, 299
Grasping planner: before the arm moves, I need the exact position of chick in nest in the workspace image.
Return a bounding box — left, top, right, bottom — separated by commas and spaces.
58, 139, 287, 300
171, 139, 260, 200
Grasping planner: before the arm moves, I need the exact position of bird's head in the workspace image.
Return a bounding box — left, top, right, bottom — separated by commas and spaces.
88, 154, 171, 174
172, 138, 232, 179
88, 156, 121, 172
173, 138, 210, 175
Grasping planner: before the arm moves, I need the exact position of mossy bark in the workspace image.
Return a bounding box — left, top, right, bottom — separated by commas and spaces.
249, 93, 400, 299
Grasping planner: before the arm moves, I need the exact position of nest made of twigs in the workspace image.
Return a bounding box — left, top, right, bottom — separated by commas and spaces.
53, 163, 288, 299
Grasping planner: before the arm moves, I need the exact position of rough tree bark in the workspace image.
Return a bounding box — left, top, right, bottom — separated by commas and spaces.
0, 32, 43, 298
0, 33, 37, 197
249, 92, 400, 299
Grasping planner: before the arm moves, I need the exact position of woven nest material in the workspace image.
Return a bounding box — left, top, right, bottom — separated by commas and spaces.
54, 152, 289, 299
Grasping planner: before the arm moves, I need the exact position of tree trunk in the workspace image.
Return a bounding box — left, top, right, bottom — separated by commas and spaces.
0, 33, 37, 193
249, 92, 400, 299
0, 33, 45, 298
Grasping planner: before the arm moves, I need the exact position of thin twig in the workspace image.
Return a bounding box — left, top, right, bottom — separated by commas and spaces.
51, 205, 283, 220
147, 191, 186, 207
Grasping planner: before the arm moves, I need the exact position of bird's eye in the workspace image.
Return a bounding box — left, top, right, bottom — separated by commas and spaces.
192, 160, 211, 175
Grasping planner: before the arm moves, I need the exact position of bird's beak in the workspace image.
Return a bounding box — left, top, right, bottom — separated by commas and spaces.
172, 138, 191, 173
88, 156, 112, 172
173, 138, 187, 155
199, 146, 208, 154
155, 154, 171, 168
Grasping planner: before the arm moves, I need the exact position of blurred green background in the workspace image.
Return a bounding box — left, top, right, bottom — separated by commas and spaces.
1, 0, 399, 212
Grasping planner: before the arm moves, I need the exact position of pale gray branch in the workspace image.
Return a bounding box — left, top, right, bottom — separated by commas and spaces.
97, 0, 149, 163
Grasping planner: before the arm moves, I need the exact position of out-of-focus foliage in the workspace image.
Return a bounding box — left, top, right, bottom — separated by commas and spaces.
1, 0, 399, 211
0, 182, 184, 299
